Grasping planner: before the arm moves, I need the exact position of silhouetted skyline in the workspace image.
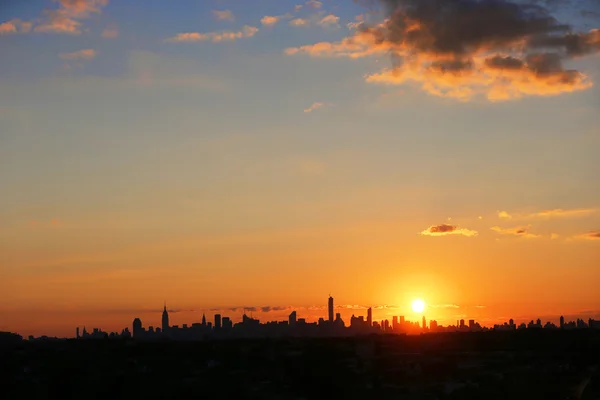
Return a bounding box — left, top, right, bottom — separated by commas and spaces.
8, 295, 599, 341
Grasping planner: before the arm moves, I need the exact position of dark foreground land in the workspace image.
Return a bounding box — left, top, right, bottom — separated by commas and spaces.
2, 331, 600, 399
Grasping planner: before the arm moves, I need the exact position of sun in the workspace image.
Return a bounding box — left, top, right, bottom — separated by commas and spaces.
412, 299, 425, 313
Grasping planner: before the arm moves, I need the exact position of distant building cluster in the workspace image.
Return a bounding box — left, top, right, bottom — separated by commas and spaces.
64, 296, 600, 341
4, 296, 599, 341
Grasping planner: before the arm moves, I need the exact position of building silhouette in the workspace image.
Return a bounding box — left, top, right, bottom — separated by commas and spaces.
162, 303, 169, 333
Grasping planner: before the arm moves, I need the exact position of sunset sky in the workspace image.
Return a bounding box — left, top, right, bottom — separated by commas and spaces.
1, 0, 599, 338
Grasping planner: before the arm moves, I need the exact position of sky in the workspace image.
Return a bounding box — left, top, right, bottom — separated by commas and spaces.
1, 0, 599, 338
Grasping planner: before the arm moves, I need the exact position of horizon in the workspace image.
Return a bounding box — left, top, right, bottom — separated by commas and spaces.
1, 0, 599, 339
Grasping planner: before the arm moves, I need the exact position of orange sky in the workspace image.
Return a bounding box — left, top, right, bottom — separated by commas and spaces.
1, 0, 599, 338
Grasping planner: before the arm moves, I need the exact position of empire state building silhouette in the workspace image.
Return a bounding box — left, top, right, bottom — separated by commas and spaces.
162, 302, 169, 333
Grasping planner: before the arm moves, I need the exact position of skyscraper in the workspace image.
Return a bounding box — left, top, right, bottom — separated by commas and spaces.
328, 295, 334, 322
214, 314, 222, 329
289, 311, 297, 326
367, 307, 372, 327
162, 303, 169, 333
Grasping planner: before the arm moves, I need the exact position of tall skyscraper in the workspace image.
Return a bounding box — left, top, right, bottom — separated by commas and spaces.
162, 303, 169, 333
289, 311, 297, 326
214, 314, 222, 329
328, 295, 334, 322
422, 316, 427, 330
367, 307, 372, 327
560, 316, 565, 329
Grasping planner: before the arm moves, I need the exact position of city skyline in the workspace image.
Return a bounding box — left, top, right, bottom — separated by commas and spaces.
2, 0, 600, 339
10, 296, 600, 339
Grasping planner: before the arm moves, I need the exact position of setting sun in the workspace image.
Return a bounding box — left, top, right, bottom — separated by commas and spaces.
412, 299, 425, 313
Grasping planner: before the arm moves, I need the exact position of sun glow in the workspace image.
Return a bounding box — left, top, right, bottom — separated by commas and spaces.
412, 299, 425, 313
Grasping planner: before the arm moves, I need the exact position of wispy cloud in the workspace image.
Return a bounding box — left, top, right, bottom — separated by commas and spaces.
34, 0, 109, 35
430, 304, 460, 309
420, 224, 478, 237
490, 226, 540, 238
573, 231, 600, 240
101, 24, 118, 38
303, 102, 333, 113
289, 18, 310, 27
306, 0, 323, 9
260, 13, 292, 27
319, 14, 340, 28
498, 211, 512, 220
530, 208, 597, 218
165, 26, 259, 43
59, 48, 97, 61
213, 10, 235, 22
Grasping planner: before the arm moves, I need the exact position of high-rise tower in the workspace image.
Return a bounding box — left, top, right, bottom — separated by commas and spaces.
162, 302, 169, 332
328, 295, 334, 322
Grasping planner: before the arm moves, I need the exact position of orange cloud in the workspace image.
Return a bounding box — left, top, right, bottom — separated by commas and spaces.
573, 231, 600, 240
34, 0, 109, 35
303, 102, 333, 113
420, 224, 478, 237
498, 211, 512, 220
59, 48, 97, 61
490, 226, 539, 238
289, 18, 309, 27
261, 16, 281, 26
166, 26, 259, 43
531, 208, 597, 218
0, 19, 32, 34
213, 10, 235, 22
285, 0, 600, 101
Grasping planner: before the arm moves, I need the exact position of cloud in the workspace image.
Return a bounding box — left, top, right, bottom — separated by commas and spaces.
59, 48, 97, 61
420, 224, 478, 237
285, 0, 600, 101
289, 18, 310, 27
260, 306, 291, 312
261, 16, 282, 26
213, 10, 235, 21
573, 231, 600, 240
34, 0, 109, 35
319, 14, 340, 28
496, 207, 596, 220
551, 233, 560, 239
430, 304, 460, 309
530, 208, 596, 218
304, 102, 334, 112
306, 0, 323, 9
0, 19, 32, 35
490, 225, 540, 238
498, 211, 512, 219
295, 5, 304, 12
166, 26, 259, 43
101, 24, 118, 38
